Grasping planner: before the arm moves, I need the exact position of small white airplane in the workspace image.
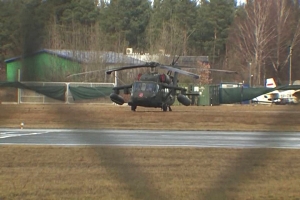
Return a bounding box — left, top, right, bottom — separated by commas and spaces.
252, 78, 300, 105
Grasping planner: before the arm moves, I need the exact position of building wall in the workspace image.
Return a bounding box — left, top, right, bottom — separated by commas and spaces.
6, 60, 22, 81
6, 52, 82, 81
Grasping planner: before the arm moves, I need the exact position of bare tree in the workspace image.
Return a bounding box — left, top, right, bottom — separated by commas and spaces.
44, 16, 113, 82
230, 0, 276, 86
229, 0, 300, 86
268, 0, 300, 84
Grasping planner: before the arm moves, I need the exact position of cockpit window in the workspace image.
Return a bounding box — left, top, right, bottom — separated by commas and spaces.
133, 82, 158, 92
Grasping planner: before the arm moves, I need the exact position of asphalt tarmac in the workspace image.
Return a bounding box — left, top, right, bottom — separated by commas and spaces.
1, 128, 300, 148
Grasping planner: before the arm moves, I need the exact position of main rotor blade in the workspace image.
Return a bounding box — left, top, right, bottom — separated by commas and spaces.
158, 65, 200, 79
66, 69, 106, 78
106, 62, 200, 79
173, 65, 238, 74
200, 69, 238, 74
106, 62, 160, 75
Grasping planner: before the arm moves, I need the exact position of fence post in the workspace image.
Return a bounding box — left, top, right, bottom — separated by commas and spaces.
17, 69, 21, 104
66, 83, 69, 104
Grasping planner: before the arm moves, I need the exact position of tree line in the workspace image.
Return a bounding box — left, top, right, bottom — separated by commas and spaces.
0, 0, 300, 85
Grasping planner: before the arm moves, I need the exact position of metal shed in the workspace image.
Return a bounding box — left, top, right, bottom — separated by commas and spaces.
197, 84, 220, 106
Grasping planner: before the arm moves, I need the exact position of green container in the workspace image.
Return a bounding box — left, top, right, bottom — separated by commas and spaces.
197, 85, 220, 106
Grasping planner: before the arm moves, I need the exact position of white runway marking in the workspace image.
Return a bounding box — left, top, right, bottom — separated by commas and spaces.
0, 131, 47, 139
0, 129, 72, 139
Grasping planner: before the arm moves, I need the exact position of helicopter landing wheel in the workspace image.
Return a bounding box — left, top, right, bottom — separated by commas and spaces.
162, 104, 168, 112
131, 105, 137, 111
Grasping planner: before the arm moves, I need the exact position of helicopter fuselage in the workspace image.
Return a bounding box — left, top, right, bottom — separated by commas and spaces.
128, 81, 175, 109
109, 69, 193, 111
106, 60, 236, 111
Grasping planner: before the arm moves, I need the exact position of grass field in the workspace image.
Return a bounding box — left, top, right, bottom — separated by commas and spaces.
1, 104, 300, 131
1, 104, 300, 200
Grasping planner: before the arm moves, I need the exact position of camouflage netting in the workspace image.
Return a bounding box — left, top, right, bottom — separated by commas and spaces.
219, 87, 275, 104
2, 81, 300, 104
220, 85, 300, 104
69, 86, 112, 101
0, 82, 66, 101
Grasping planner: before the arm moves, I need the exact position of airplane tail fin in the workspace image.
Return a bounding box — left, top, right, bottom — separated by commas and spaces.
265, 78, 276, 88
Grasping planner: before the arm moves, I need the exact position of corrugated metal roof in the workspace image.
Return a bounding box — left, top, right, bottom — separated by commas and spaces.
4, 49, 146, 65
4, 49, 208, 66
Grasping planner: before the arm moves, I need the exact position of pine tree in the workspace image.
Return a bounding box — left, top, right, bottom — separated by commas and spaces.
99, 0, 151, 52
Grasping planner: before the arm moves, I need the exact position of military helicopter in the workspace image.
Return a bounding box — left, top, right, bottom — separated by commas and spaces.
106, 60, 237, 111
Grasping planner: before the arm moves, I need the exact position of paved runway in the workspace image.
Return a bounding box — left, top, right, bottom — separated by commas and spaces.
1, 128, 300, 148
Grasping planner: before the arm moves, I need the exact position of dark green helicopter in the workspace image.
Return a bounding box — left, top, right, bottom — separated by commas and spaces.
106, 61, 237, 111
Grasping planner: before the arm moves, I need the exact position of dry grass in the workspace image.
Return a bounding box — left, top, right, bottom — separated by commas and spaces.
1, 104, 300, 199
1, 104, 300, 131
0, 88, 17, 102
1, 146, 300, 200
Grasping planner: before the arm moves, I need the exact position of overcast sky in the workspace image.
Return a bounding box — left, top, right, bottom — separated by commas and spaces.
236, 0, 246, 5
